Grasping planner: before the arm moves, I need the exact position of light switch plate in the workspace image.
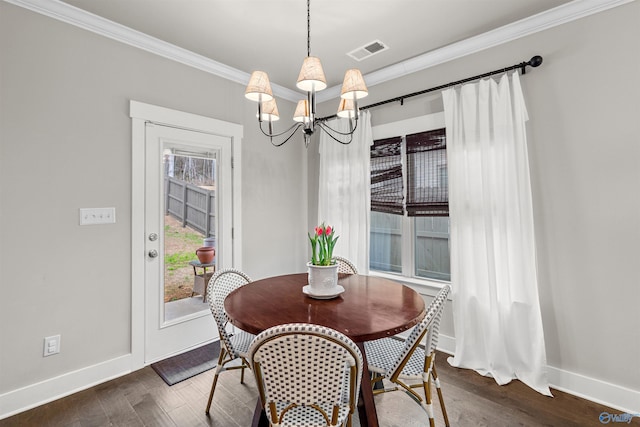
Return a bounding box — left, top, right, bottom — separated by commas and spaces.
79, 207, 116, 225
44, 335, 61, 357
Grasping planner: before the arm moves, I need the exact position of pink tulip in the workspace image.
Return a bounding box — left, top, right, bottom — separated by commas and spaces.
309, 223, 339, 266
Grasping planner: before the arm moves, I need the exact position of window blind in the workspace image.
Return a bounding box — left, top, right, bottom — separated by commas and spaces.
370, 136, 404, 215
406, 128, 448, 216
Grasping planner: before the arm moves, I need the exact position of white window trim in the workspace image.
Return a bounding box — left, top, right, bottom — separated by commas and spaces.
369, 269, 451, 298
371, 112, 445, 141
371, 112, 449, 295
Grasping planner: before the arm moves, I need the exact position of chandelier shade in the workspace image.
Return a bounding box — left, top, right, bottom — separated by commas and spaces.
337, 99, 356, 118
296, 56, 327, 92
340, 69, 368, 100
245, 71, 274, 102
258, 99, 280, 122
293, 100, 310, 123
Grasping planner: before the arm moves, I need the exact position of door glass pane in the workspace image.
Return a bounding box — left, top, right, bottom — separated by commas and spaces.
370, 211, 402, 273
414, 217, 450, 281
163, 150, 217, 322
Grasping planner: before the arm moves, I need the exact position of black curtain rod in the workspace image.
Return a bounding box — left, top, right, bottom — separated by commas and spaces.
319, 55, 543, 122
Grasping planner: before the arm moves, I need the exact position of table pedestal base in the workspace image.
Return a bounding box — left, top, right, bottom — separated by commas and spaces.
252, 400, 269, 427
356, 341, 379, 427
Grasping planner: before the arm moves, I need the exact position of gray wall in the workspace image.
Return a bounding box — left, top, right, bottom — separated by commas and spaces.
0, 1, 307, 397
312, 1, 640, 393
1, 0, 638, 415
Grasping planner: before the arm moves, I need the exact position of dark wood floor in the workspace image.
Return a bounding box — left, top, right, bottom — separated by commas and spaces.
0, 351, 621, 426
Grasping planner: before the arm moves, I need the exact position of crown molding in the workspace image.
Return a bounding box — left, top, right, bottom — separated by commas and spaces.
2, 0, 301, 101
316, 0, 634, 102
3, 0, 634, 104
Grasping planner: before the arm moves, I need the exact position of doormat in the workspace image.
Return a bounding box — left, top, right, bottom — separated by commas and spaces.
151, 341, 220, 386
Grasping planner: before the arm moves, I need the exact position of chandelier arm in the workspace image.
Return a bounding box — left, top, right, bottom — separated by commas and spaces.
269, 129, 305, 147
316, 117, 359, 136
316, 121, 355, 145
259, 121, 302, 138
259, 122, 303, 147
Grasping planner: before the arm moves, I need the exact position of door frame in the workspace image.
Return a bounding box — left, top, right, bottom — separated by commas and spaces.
130, 100, 243, 369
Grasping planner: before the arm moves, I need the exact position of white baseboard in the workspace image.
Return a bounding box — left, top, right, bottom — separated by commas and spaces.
547, 365, 640, 415
1, 338, 638, 420
0, 354, 133, 420
436, 334, 639, 415
436, 333, 456, 355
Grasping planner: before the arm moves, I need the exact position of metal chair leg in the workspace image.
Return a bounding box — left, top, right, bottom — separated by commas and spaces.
431, 363, 450, 427
240, 358, 251, 384
205, 348, 227, 415
422, 377, 436, 427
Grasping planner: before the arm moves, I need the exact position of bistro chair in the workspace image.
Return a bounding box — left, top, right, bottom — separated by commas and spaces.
249, 323, 363, 427
364, 284, 451, 427
333, 256, 358, 274
205, 268, 254, 415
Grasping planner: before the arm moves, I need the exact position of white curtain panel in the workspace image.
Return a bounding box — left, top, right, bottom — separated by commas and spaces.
318, 110, 372, 273
442, 73, 551, 396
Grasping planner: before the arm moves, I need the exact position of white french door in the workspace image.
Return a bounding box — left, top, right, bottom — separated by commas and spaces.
144, 123, 232, 363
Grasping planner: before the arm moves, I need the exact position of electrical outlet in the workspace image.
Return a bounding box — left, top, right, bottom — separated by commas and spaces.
44, 335, 61, 357
79, 207, 116, 225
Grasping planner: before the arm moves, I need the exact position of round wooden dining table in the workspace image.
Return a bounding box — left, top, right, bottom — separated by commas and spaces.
224, 272, 426, 427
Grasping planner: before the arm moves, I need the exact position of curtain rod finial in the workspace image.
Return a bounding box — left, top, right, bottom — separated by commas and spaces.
528, 55, 543, 68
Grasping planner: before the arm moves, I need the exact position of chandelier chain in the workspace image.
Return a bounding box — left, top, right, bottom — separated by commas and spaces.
306, 0, 311, 57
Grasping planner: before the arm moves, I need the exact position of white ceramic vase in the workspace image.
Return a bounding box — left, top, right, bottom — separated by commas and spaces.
307, 262, 339, 293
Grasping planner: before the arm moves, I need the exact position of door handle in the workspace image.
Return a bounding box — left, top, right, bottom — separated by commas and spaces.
148, 249, 159, 258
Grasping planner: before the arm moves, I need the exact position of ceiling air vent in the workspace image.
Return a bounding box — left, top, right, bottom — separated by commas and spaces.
347, 40, 389, 62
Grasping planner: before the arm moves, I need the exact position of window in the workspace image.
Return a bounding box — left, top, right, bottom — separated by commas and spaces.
370, 211, 402, 273
414, 217, 450, 281
369, 115, 450, 282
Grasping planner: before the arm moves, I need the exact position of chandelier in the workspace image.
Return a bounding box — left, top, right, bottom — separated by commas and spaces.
244, 0, 369, 147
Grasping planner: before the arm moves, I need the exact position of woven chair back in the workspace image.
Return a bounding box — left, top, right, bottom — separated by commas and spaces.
206, 269, 252, 355
249, 323, 363, 409
333, 256, 358, 274
388, 284, 451, 376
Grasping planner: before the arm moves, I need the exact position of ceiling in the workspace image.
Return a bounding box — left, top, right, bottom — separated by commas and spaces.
9, 0, 624, 104
56, 0, 577, 93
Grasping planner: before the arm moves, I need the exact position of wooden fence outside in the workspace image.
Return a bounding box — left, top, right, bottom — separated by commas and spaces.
370, 214, 450, 281
165, 177, 215, 238
164, 176, 447, 278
